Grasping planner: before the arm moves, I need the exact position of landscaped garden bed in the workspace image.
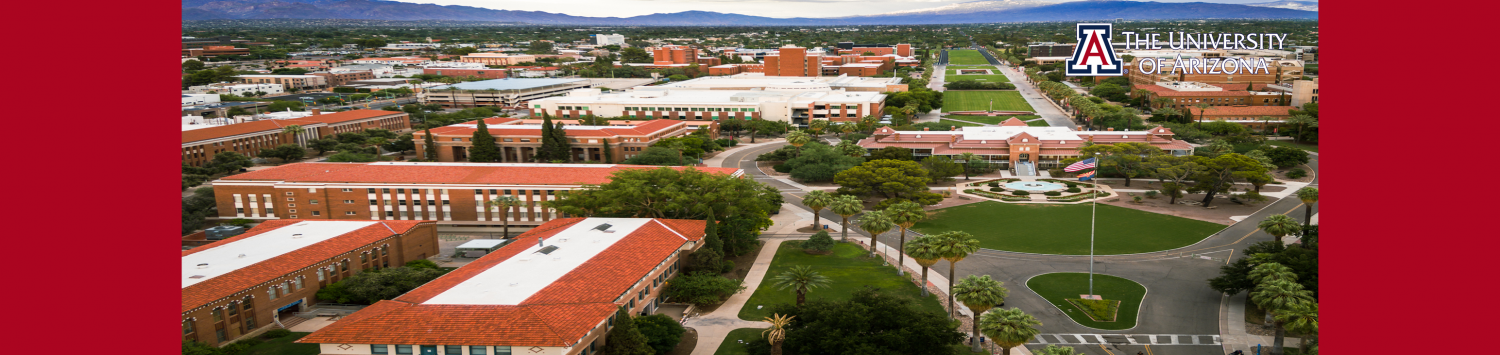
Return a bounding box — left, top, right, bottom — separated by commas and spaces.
1048, 191, 1111, 202
1065, 298, 1121, 322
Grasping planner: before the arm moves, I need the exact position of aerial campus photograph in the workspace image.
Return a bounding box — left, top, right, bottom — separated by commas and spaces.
176, 1, 1322, 355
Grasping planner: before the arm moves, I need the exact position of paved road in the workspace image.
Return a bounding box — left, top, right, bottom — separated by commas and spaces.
723, 141, 1319, 355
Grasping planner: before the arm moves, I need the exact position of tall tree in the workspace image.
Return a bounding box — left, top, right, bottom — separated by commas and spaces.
1297, 187, 1319, 228
931, 230, 982, 319
550, 120, 572, 161
828, 195, 862, 242
954, 275, 1010, 353
601, 308, 653, 355
1190, 154, 1268, 207
702, 209, 722, 254
422, 128, 438, 161
904, 236, 943, 297
602, 139, 614, 163
801, 190, 833, 230
886, 201, 927, 276
785, 130, 812, 157
468, 119, 500, 162
771, 265, 831, 306
856, 210, 894, 257
1258, 214, 1302, 244
1252, 279, 1314, 355
979, 308, 1043, 355
487, 196, 524, 237
763, 313, 794, 355
1080, 142, 1163, 187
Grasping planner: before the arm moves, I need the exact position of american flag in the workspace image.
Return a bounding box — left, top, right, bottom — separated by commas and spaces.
1064, 157, 1097, 172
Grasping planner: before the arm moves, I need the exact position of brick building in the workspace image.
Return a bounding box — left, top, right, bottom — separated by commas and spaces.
298, 217, 705, 355
652, 45, 699, 65
418, 117, 704, 163
764, 45, 821, 77
182, 110, 411, 167
1134, 82, 1260, 110
705, 64, 765, 76
459, 53, 537, 66
857, 117, 1194, 170
1125, 59, 1304, 87
238, 75, 329, 92
210, 163, 740, 230
185, 45, 250, 58
1185, 105, 1296, 128
314, 71, 377, 87
421, 68, 510, 79
1028, 43, 1075, 58
182, 220, 438, 346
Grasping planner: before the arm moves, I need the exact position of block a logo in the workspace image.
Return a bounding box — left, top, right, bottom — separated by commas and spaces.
1066, 23, 1124, 76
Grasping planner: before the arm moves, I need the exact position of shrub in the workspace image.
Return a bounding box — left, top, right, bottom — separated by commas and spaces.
1012, 190, 1030, 196
1133, 196, 1143, 203
264, 329, 292, 339
720, 260, 736, 274
635, 314, 687, 355
715, 138, 738, 147
1043, 191, 1062, 196
1145, 190, 1159, 198
989, 187, 1004, 192
1287, 168, 1308, 179
1066, 187, 1081, 193
804, 231, 835, 252
404, 259, 439, 270
663, 272, 746, 307
1066, 182, 1078, 188
987, 182, 1000, 187
773, 163, 791, 173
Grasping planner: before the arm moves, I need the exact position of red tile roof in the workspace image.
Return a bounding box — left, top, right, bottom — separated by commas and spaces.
300, 218, 706, 346
182, 118, 318, 144
218, 163, 742, 186
181, 220, 430, 313
1136, 84, 1250, 97
426, 118, 683, 138
293, 109, 407, 125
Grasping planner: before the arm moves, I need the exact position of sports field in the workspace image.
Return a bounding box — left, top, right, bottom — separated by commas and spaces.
945, 74, 1011, 83
945, 66, 997, 74
941, 91, 1033, 112
946, 50, 992, 65
911, 201, 1225, 255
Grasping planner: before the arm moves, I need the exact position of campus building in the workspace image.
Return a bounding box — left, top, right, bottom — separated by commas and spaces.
421, 79, 599, 109
238, 75, 330, 92
459, 53, 537, 66
418, 117, 709, 163
857, 117, 1194, 170
313, 71, 377, 87
210, 163, 741, 230
1134, 81, 1298, 110
182, 220, 438, 346
595, 33, 625, 46
421, 68, 511, 79
764, 45, 821, 77
660, 73, 906, 92
186, 83, 286, 96
182, 110, 411, 167
298, 217, 706, 355
1123, 57, 1305, 87
185, 45, 251, 58
835, 42, 913, 57
1287, 78, 1319, 107
529, 86, 887, 126
1028, 43, 1075, 58
1185, 105, 1296, 128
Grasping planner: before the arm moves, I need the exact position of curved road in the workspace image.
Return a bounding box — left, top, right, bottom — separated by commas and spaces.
720, 140, 1318, 355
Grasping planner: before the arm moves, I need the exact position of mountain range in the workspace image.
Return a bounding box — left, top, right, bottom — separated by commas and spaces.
181, 0, 1318, 25
1241, 1, 1318, 12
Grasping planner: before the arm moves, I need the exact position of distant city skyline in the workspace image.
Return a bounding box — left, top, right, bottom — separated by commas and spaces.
384, 0, 1311, 19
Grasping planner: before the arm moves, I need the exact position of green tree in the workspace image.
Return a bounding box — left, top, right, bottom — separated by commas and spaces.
467, 119, 500, 162
833, 140, 867, 158
904, 236, 943, 297
771, 265, 832, 306
930, 230, 981, 319
979, 308, 1043, 355
785, 130, 812, 157
207, 151, 254, 174
422, 129, 438, 160
182, 59, 205, 72
868, 146, 914, 161
487, 196, 524, 237
834, 159, 936, 202
619, 47, 652, 63
1285, 114, 1319, 144
747, 287, 965, 355
314, 266, 446, 304
763, 313, 793, 355
801, 190, 833, 230
525, 41, 555, 54
1252, 279, 1314, 355
663, 271, 746, 307
1297, 187, 1319, 228
1080, 142, 1163, 187
634, 314, 686, 355
921, 156, 963, 182
622, 147, 690, 166
1276, 301, 1319, 354
326, 151, 382, 162
1034, 345, 1078, 355
1258, 214, 1302, 244
828, 195, 863, 242
257, 144, 306, 163
954, 275, 1010, 353
1189, 154, 1268, 207
886, 201, 927, 276
544, 167, 782, 229
602, 139, 614, 163
601, 308, 654, 355
857, 210, 894, 257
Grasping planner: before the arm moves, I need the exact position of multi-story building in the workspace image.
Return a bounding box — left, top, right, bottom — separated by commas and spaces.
1288, 78, 1319, 107
186, 83, 285, 96
595, 33, 626, 46
1185, 105, 1296, 128
764, 45, 821, 77
182, 110, 411, 167
660, 73, 906, 92
297, 217, 706, 355
238, 75, 329, 92
1028, 43, 1075, 58
422, 78, 599, 109
652, 45, 699, 65
459, 53, 537, 66
351, 57, 434, 66
182, 220, 438, 346
313, 71, 377, 87
210, 163, 742, 228
835, 43, 913, 57
529, 87, 887, 126
183, 94, 220, 107
857, 117, 1194, 170
421, 68, 510, 79
418, 117, 707, 163
184, 45, 250, 58
1135, 81, 1268, 110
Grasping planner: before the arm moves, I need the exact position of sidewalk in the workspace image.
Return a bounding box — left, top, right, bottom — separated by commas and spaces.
1220, 292, 1301, 354
683, 203, 808, 355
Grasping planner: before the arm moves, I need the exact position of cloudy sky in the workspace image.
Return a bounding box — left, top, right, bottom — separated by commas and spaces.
389, 0, 1298, 18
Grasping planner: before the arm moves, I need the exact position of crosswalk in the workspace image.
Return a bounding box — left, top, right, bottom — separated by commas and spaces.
1028, 334, 1221, 346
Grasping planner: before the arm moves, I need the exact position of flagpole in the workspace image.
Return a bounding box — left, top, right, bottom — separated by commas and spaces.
1089, 152, 1098, 298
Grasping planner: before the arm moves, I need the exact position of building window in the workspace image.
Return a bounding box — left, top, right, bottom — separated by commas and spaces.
445, 346, 463, 354
287, 198, 295, 202
371, 345, 389, 354
395, 345, 414, 355
312, 211, 321, 216
310, 199, 319, 204
494, 346, 512, 355
343, 188, 354, 192
368, 188, 376, 193
286, 192, 294, 196
470, 346, 488, 355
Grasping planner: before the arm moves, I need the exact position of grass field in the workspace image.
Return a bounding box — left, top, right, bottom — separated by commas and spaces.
1026, 119, 1050, 127
1027, 273, 1145, 330
944, 114, 1042, 125
1266, 140, 1319, 152
941, 91, 1034, 113
713, 328, 768, 355
939, 119, 981, 127
946, 50, 992, 65
911, 201, 1224, 255
242, 333, 320, 355
945, 66, 997, 75
945, 74, 1011, 83
738, 241, 946, 321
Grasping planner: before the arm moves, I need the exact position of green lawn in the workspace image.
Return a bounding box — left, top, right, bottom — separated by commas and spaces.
1026, 119, 1051, 127
945, 114, 1042, 125
947, 50, 992, 65
939, 119, 981, 127
713, 328, 768, 355
941, 91, 1034, 113
945, 74, 1011, 83
911, 202, 1224, 255
738, 242, 946, 321
1027, 273, 1145, 330
242, 332, 320, 355
945, 66, 997, 74
1266, 140, 1319, 152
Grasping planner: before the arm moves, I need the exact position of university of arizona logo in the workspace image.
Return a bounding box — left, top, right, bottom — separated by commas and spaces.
1066, 23, 1124, 76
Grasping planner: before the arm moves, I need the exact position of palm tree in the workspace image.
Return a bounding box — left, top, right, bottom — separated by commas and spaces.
1249, 262, 1298, 285
1276, 301, 1319, 354
771, 265, 831, 306
955, 153, 980, 180
1193, 103, 1212, 128
899, 103, 919, 123
885, 201, 927, 276
1258, 214, 1302, 244
1285, 115, 1318, 143
856, 210, 894, 257
837, 121, 856, 139
931, 230, 982, 318
785, 130, 811, 157
828, 195, 862, 242
763, 313, 795, 355
979, 308, 1042, 355
281, 125, 305, 146
808, 120, 829, 136
904, 236, 943, 297
486, 196, 524, 237
1034, 345, 1078, 355
1297, 187, 1318, 228
1251, 280, 1313, 355
802, 190, 834, 230
954, 275, 1009, 353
